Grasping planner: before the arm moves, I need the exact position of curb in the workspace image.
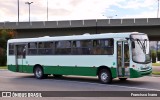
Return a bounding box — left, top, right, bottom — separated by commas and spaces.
0, 69, 7, 71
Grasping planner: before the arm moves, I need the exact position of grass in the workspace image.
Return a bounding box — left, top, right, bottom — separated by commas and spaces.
152, 72, 160, 75
152, 63, 160, 75
0, 66, 7, 69
152, 63, 160, 66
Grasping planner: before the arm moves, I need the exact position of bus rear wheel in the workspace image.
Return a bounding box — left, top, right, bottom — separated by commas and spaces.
98, 69, 112, 84
34, 66, 47, 79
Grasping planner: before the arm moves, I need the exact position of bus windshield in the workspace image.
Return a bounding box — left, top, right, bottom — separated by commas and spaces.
131, 34, 151, 64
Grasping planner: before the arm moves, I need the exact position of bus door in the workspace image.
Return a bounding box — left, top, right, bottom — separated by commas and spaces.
15, 44, 26, 72
117, 41, 130, 77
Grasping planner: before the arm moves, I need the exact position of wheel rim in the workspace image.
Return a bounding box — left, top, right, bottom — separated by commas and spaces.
36, 68, 42, 78
101, 72, 108, 82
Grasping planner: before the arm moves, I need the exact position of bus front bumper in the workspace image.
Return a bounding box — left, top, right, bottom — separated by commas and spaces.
130, 68, 152, 78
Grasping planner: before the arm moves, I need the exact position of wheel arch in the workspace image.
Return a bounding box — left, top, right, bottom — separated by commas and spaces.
33, 64, 43, 73
97, 66, 112, 77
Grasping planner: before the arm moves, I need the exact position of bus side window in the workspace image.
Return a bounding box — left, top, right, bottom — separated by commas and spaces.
23, 46, 26, 58
72, 41, 82, 55
28, 43, 37, 55
72, 41, 76, 54
55, 41, 71, 55
44, 42, 53, 55
81, 40, 91, 55
92, 40, 101, 55
38, 42, 45, 55
9, 43, 14, 55
51, 42, 55, 54
103, 39, 114, 55
124, 43, 130, 63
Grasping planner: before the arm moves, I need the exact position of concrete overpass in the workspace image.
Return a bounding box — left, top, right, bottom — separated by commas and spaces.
0, 18, 160, 40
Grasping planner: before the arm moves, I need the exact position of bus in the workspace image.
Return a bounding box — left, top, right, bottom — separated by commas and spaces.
7, 32, 152, 84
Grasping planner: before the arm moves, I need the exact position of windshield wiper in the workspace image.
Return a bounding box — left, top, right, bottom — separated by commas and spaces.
136, 39, 147, 54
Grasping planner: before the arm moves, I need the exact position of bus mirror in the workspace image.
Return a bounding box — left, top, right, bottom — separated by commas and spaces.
132, 41, 135, 48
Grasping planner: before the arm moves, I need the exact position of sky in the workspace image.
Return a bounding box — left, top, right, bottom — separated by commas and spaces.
0, 0, 159, 22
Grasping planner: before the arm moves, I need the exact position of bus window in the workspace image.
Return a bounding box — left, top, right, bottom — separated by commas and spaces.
44, 42, 53, 55
38, 42, 45, 55
22, 46, 26, 58
72, 41, 82, 55
9, 43, 14, 55
103, 39, 114, 55
92, 39, 114, 55
38, 42, 53, 55
17, 45, 26, 58
28, 43, 37, 55
124, 42, 130, 66
55, 41, 71, 55
80, 40, 91, 55
38, 42, 44, 48
92, 40, 101, 55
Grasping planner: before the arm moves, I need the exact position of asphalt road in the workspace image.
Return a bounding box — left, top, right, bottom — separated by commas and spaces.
0, 70, 160, 100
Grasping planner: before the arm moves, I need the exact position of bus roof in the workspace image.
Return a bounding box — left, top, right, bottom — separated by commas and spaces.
8, 32, 145, 43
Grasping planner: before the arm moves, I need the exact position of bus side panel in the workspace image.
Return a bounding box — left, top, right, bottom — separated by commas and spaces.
7, 56, 16, 72
23, 55, 115, 76
8, 65, 33, 73
43, 66, 97, 76
110, 67, 117, 78
8, 65, 17, 72
22, 65, 34, 73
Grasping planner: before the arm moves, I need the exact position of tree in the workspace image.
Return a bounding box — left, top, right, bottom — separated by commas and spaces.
151, 50, 157, 63
0, 29, 16, 66
157, 50, 160, 61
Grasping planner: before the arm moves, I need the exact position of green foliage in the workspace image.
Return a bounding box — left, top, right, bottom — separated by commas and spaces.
152, 72, 160, 75
152, 63, 160, 66
0, 29, 16, 66
151, 50, 157, 63
0, 66, 7, 69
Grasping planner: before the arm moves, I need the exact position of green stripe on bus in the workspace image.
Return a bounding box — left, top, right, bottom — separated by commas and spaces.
110, 67, 117, 78
8, 65, 34, 73
8, 65, 151, 78
8, 65, 117, 77
43, 66, 97, 76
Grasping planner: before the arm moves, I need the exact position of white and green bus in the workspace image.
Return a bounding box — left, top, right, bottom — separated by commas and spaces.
7, 32, 152, 84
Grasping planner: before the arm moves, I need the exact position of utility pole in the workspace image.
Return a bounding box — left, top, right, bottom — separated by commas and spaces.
25, 2, 33, 22
47, 0, 48, 21
17, 0, 19, 22
157, 0, 159, 62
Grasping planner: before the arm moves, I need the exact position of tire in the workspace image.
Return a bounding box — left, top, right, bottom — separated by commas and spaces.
34, 66, 47, 79
119, 78, 127, 81
98, 69, 112, 84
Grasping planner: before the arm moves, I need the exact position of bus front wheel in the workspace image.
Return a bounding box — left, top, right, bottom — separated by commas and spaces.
34, 66, 47, 79
98, 69, 112, 84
